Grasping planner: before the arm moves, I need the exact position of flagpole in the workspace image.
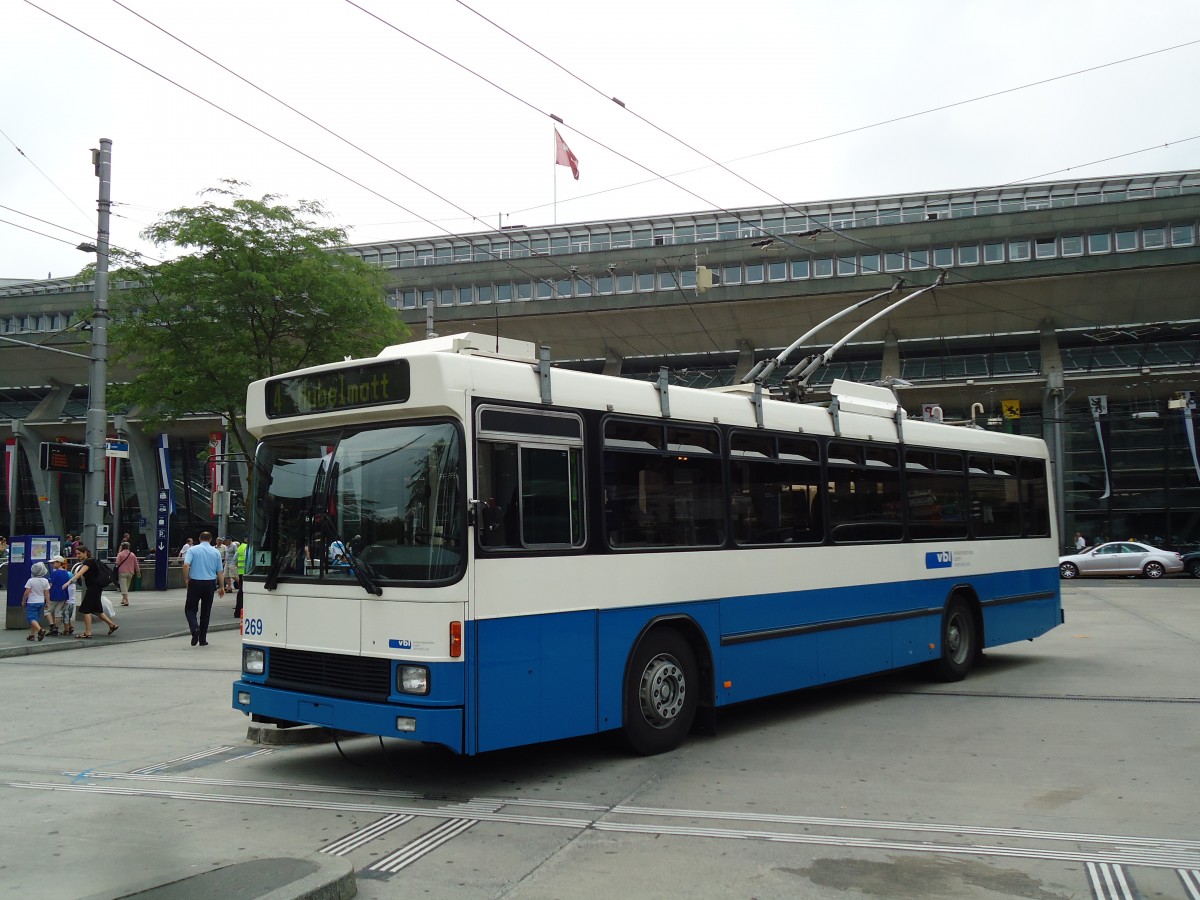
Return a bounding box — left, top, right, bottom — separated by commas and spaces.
553, 132, 557, 226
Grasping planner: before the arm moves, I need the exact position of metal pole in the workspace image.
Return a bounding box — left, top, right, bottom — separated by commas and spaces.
425, 299, 436, 340
82, 138, 111, 556
217, 427, 228, 542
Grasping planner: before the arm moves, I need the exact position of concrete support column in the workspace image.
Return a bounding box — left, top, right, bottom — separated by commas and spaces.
25, 380, 73, 424
733, 339, 756, 383
602, 348, 624, 377
883, 330, 900, 381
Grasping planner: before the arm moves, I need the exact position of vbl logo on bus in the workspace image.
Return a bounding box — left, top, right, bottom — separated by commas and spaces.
925, 551, 953, 569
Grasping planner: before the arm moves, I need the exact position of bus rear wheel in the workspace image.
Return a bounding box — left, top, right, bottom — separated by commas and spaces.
934, 598, 977, 682
623, 630, 698, 756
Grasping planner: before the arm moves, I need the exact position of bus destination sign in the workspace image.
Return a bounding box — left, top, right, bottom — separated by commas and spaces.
265, 360, 410, 418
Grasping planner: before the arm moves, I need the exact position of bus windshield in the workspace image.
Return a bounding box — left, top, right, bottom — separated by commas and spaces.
247, 420, 464, 587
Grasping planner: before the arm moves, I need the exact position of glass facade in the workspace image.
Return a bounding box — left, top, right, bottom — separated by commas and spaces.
1064, 402, 1200, 552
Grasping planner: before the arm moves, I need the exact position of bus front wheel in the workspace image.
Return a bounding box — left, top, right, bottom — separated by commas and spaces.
934, 598, 978, 682
623, 630, 698, 756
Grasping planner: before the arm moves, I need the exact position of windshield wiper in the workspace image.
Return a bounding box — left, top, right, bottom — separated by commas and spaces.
263, 494, 286, 591
264, 538, 299, 592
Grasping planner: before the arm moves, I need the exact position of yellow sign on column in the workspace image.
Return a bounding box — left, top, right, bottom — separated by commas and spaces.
1002, 399, 1021, 419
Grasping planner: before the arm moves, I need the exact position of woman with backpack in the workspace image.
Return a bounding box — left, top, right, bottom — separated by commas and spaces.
64, 545, 119, 639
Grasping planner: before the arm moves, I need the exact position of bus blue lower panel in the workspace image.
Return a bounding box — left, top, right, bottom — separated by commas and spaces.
473, 610, 599, 753
981, 591, 1060, 646
233, 569, 1059, 756
232, 681, 465, 753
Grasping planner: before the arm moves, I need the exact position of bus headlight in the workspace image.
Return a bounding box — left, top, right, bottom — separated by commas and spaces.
243, 648, 265, 675
397, 665, 429, 695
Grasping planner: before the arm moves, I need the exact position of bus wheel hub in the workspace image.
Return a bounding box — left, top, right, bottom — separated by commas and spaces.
640, 655, 685, 727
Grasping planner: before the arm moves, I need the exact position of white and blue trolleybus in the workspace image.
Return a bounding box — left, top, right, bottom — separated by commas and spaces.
233, 332, 1062, 755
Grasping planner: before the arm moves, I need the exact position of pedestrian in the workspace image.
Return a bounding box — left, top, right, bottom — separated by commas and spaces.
223, 539, 239, 593
115, 541, 140, 606
65, 544, 119, 639
215, 538, 227, 588
22, 561, 50, 641
178, 538, 194, 562
183, 531, 223, 647
234, 539, 247, 618
46, 555, 71, 636
63, 556, 79, 636
0, 535, 8, 559
329, 537, 347, 566
1074, 532, 1086, 552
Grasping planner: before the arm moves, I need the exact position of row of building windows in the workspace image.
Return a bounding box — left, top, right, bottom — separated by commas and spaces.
389, 222, 1197, 309
351, 173, 1199, 269
0, 312, 70, 336
1, 174, 1196, 301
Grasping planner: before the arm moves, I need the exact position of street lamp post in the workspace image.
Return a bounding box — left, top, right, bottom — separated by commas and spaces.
81, 138, 112, 556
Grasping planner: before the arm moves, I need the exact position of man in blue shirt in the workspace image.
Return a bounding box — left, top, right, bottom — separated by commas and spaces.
183, 531, 224, 647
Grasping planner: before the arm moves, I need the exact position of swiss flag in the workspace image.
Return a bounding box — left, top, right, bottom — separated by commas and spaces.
554, 129, 579, 180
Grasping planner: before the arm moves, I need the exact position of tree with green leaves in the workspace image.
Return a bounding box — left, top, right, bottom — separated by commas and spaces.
109, 181, 407, 460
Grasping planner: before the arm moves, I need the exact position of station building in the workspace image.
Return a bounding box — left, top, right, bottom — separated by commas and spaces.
2, 169, 1198, 552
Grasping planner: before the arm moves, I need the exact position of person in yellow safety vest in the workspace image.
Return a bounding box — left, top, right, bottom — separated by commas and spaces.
234, 540, 247, 617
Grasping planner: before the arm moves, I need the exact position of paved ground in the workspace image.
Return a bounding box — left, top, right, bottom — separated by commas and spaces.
1, 587, 242, 659
0, 578, 1196, 899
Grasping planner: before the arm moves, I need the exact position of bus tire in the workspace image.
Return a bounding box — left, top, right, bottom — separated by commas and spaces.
623, 629, 698, 756
934, 598, 977, 682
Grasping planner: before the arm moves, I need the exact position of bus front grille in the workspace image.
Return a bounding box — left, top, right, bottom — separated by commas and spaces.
266, 648, 392, 702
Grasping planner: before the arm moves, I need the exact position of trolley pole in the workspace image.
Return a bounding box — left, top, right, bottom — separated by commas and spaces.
81, 138, 112, 556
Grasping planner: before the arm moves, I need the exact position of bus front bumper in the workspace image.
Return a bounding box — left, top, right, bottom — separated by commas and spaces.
232, 680, 464, 754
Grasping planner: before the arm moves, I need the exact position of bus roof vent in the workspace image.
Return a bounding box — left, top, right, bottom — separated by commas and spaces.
378, 332, 537, 362
829, 379, 904, 419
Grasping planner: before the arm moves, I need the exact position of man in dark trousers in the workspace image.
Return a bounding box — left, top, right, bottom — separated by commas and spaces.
182, 531, 224, 646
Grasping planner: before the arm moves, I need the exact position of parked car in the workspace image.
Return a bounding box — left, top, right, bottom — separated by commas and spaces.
1181, 550, 1200, 578
1058, 541, 1184, 580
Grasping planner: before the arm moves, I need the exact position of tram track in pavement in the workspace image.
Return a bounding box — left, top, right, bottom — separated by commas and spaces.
874, 688, 1200, 704
11, 765, 1200, 876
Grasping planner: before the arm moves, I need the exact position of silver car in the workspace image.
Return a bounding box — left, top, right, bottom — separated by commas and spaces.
1058, 541, 1183, 580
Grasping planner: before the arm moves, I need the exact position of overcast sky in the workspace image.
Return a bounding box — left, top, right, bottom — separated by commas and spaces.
2, 0, 1199, 282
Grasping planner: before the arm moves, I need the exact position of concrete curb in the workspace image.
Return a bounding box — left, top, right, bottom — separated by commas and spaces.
246, 723, 349, 746
259, 854, 356, 900
0, 621, 242, 660
93, 853, 355, 900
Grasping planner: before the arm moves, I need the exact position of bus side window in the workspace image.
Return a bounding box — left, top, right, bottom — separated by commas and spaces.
478, 441, 521, 549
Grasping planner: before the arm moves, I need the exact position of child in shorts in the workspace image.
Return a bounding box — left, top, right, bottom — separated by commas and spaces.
22, 562, 50, 641
47, 555, 72, 636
